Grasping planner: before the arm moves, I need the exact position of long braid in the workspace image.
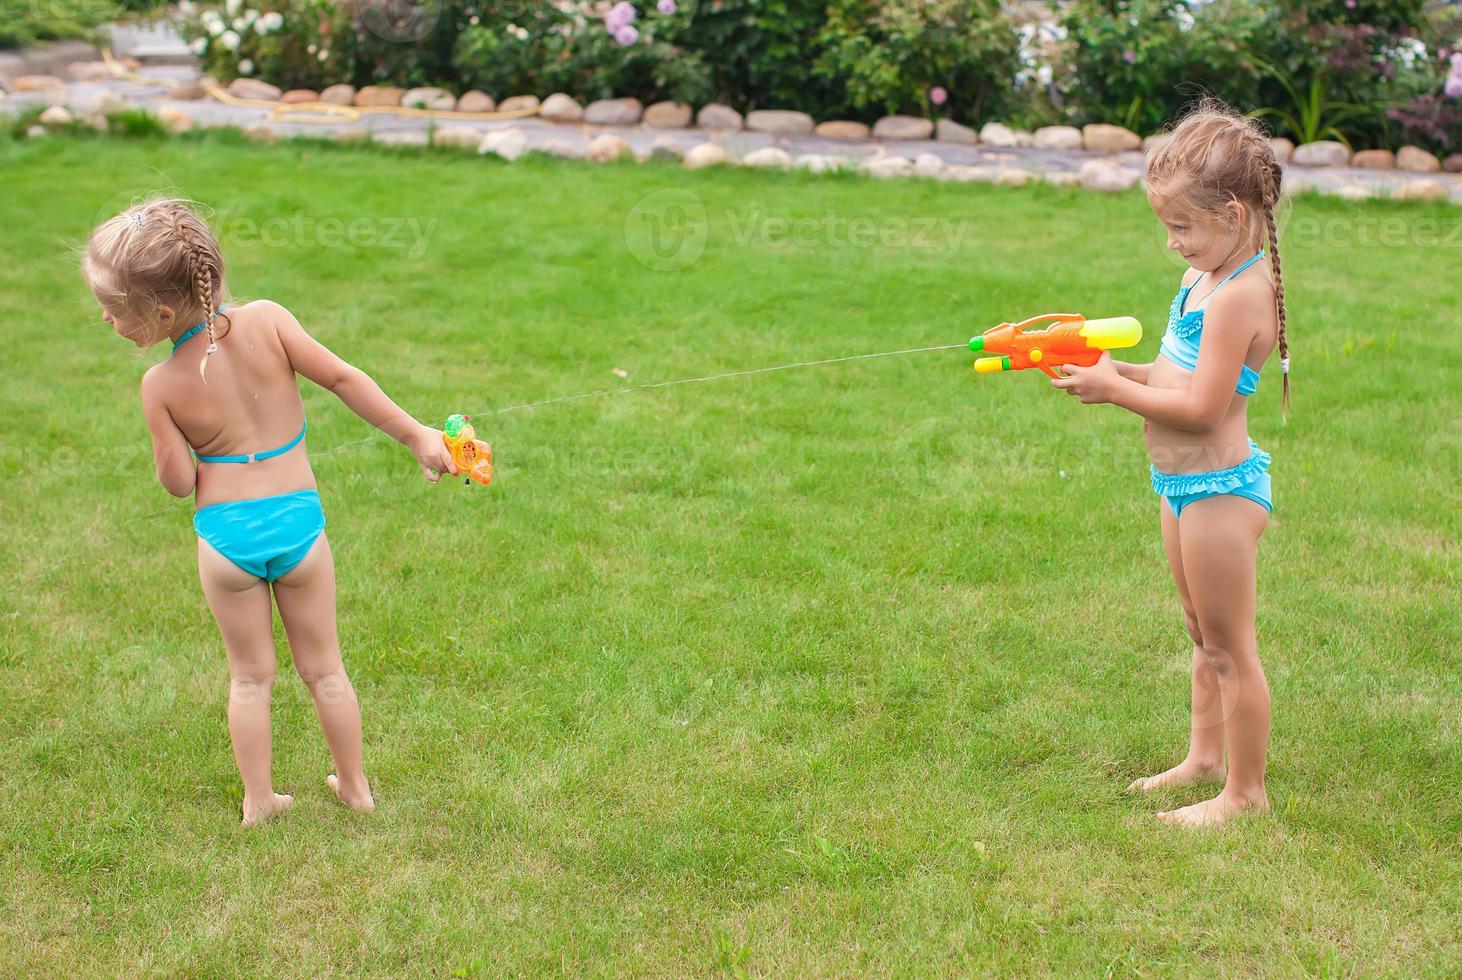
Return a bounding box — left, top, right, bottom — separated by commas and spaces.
172, 210, 222, 382
1262, 159, 1290, 416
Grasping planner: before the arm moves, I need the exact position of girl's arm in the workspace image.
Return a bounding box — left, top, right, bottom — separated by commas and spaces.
140, 367, 197, 497
1053, 289, 1262, 433
1111, 360, 1153, 384
266, 302, 457, 479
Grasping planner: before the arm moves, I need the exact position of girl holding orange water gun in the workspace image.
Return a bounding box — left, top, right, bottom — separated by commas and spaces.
1051, 100, 1290, 827
84, 199, 458, 826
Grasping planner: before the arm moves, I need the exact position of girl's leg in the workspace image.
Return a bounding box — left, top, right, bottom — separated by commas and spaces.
198, 540, 294, 826
1160, 494, 1271, 827
1128, 499, 1228, 792
270, 534, 374, 813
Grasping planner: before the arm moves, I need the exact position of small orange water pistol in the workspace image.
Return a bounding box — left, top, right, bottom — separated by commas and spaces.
969, 314, 1142, 380
443, 413, 493, 486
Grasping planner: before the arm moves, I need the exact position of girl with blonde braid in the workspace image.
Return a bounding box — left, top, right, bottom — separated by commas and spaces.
85, 199, 457, 826
1052, 100, 1290, 827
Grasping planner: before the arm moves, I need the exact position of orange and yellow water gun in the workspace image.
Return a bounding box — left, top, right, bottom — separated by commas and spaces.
969, 314, 1142, 379
443, 413, 493, 486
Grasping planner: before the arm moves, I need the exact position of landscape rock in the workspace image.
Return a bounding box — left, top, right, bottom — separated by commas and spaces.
913, 152, 945, 177
873, 115, 933, 140
354, 86, 402, 108
1291, 140, 1349, 167
865, 155, 914, 179
1033, 125, 1082, 150
586, 133, 632, 162
1269, 137, 1294, 164
478, 128, 527, 160
1078, 159, 1141, 191
38, 105, 73, 127
539, 93, 584, 123
456, 91, 495, 113
815, 120, 870, 140
1350, 149, 1395, 170
156, 105, 193, 133
1394, 179, 1444, 202
402, 86, 454, 111
742, 146, 792, 169
935, 119, 977, 144
433, 126, 481, 149
227, 78, 282, 102
649, 134, 685, 160
745, 109, 814, 135
979, 122, 1030, 147
1082, 123, 1141, 152
280, 89, 318, 105
243, 123, 280, 143
497, 94, 540, 114
66, 61, 110, 81
1442, 154, 1462, 174
684, 142, 728, 168
584, 97, 642, 125
539, 139, 583, 160
14, 75, 66, 92
319, 84, 356, 106
1396, 144, 1441, 173
696, 103, 742, 131
644, 101, 692, 128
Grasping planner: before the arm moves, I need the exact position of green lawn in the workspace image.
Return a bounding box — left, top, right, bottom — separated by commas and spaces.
1, 131, 1458, 975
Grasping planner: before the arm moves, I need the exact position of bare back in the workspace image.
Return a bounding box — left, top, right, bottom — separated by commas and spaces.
150, 301, 316, 508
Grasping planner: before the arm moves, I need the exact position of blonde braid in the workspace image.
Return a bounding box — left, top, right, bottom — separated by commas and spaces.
1262, 159, 1290, 416
172, 210, 222, 382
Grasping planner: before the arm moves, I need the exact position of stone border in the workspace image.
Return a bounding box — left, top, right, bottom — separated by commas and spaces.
4, 57, 1461, 205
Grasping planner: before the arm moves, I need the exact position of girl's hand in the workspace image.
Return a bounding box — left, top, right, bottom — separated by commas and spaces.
1051, 353, 1120, 404
410, 425, 458, 483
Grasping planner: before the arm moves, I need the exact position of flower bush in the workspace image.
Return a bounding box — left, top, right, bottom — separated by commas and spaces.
174, 0, 1459, 152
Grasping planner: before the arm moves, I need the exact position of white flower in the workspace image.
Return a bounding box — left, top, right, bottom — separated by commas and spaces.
307, 42, 317, 53
189, 36, 207, 54
317, 48, 329, 61
219, 29, 241, 51
225, 0, 241, 16
178, 0, 196, 13
232, 17, 248, 31
238, 58, 254, 75
1036, 64, 1053, 87
257, 11, 283, 32
201, 11, 224, 35
1175, 7, 1195, 31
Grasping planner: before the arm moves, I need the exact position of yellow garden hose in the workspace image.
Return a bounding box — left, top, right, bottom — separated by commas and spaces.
100, 47, 543, 125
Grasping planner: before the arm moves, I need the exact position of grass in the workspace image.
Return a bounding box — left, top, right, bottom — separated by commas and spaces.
0, 131, 1458, 975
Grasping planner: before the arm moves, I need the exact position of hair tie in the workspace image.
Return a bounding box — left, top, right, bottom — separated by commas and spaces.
130, 213, 144, 231
1280, 357, 1290, 375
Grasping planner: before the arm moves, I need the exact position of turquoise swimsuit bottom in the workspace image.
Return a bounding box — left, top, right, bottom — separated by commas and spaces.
1151, 252, 1274, 519
178, 311, 325, 581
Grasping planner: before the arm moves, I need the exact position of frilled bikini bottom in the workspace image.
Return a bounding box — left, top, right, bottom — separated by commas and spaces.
1150, 440, 1272, 520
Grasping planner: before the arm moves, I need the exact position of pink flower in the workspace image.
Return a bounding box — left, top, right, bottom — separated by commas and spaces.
614, 24, 639, 45
657, 0, 676, 12
1344, 0, 1355, 7
606, 1, 636, 31
1446, 74, 1462, 99
1122, 49, 1136, 64
929, 86, 947, 106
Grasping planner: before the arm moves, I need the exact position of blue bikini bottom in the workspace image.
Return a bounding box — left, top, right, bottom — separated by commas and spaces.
194, 489, 326, 581
1151, 441, 1273, 520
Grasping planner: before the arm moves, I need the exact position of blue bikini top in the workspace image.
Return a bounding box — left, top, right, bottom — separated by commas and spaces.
172, 307, 307, 464
1160, 251, 1266, 396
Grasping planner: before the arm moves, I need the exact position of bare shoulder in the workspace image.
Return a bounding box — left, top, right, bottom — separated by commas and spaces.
1180, 266, 1202, 289
1204, 270, 1277, 341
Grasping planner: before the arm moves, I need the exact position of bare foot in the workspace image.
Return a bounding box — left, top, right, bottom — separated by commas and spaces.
327, 773, 375, 814
241, 792, 294, 827
1157, 789, 1269, 828
1126, 757, 1226, 794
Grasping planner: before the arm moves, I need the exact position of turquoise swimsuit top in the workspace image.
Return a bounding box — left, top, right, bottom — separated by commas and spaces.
1159, 251, 1266, 396
173, 308, 307, 464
